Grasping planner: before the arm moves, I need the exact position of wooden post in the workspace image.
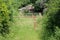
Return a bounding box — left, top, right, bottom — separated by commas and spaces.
32, 13, 37, 30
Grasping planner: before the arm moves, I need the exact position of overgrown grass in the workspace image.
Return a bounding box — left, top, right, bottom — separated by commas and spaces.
0, 12, 40, 40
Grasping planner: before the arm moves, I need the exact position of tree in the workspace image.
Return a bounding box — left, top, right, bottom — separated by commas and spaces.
33, 0, 48, 15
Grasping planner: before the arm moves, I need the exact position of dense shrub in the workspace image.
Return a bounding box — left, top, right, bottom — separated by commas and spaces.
0, 0, 21, 36
39, 0, 60, 40
0, 0, 31, 36
0, 0, 10, 36
33, 0, 48, 14
18, 0, 31, 8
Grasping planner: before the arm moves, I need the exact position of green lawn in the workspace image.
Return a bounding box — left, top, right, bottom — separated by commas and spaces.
3, 13, 40, 40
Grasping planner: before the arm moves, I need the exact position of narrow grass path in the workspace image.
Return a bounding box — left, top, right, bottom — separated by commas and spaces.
11, 14, 39, 40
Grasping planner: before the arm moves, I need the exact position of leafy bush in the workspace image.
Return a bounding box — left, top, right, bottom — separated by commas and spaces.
0, 0, 10, 36
38, 0, 60, 40
0, 0, 32, 36
33, 0, 48, 14
0, 0, 20, 36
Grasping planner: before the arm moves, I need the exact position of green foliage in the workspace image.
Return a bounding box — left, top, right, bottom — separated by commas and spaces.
33, 0, 48, 12
33, 0, 42, 11
30, 0, 37, 4
0, 0, 10, 36
0, 0, 20, 36
0, 0, 60, 40
18, 0, 31, 8
0, 0, 32, 37
39, 0, 60, 40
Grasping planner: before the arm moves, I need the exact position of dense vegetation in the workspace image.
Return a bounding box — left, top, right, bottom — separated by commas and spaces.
0, 0, 31, 38
0, 0, 60, 40
0, 0, 11, 36
39, 0, 60, 40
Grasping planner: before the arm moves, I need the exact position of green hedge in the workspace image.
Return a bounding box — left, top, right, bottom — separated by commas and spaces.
0, 0, 31, 37
39, 0, 60, 40
0, 0, 10, 36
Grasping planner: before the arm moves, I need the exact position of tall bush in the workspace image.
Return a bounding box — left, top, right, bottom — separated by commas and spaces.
0, 0, 31, 36
39, 0, 60, 40
0, 0, 11, 36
